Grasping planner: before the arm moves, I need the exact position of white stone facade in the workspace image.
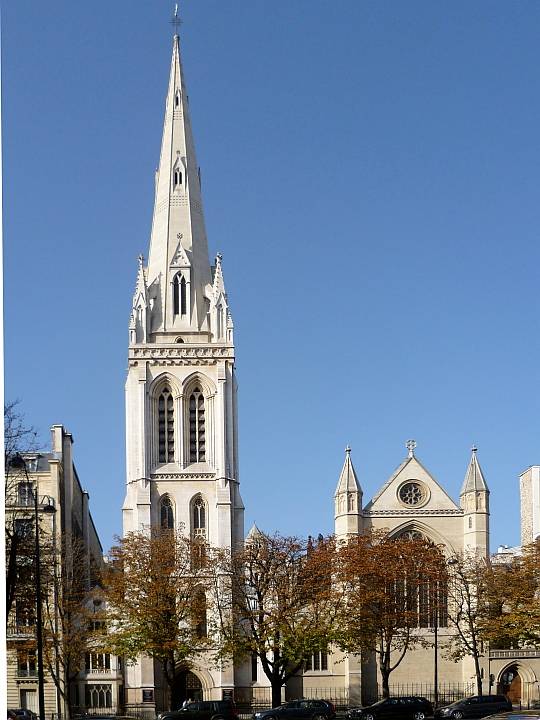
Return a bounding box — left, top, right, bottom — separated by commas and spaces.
121, 33, 244, 712
520, 465, 540, 546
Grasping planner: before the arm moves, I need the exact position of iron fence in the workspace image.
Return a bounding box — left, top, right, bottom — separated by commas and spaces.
369, 683, 476, 708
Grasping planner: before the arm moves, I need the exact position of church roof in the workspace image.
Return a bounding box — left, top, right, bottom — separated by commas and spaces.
460, 447, 489, 495
334, 447, 361, 496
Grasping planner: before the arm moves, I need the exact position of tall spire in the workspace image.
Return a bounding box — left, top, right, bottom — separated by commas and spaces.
334, 446, 363, 539
145, 31, 212, 339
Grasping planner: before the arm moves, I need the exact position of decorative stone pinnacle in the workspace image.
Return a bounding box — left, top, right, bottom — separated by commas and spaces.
216, 253, 223, 264
137, 254, 144, 267
406, 439, 417, 458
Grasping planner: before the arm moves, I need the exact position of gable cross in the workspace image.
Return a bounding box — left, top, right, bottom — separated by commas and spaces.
406, 439, 417, 458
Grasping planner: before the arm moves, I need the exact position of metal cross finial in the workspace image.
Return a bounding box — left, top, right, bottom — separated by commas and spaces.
471, 445, 478, 454
406, 439, 417, 458
171, 3, 182, 36
345, 445, 351, 455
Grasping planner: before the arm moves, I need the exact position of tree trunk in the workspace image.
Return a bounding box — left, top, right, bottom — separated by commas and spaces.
271, 680, 282, 708
474, 654, 483, 695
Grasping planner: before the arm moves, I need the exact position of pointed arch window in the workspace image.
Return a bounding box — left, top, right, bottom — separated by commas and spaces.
173, 274, 187, 316
173, 168, 182, 188
192, 496, 206, 537
158, 387, 174, 463
160, 495, 174, 529
189, 388, 205, 462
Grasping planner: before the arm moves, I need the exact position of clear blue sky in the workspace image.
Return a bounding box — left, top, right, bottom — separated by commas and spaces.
4, 1, 539, 553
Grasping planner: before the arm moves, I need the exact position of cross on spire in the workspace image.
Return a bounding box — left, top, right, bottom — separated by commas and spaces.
171, 3, 182, 36
406, 439, 417, 458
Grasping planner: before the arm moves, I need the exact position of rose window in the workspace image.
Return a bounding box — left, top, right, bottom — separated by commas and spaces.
398, 482, 425, 506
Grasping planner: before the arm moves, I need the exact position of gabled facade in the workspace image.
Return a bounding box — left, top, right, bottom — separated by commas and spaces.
122, 30, 244, 712
317, 443, 490, 704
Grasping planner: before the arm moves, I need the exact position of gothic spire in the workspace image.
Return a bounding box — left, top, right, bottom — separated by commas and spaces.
460, 446, 489, 495
145, 32, 212, 338
334, 446, 362, 496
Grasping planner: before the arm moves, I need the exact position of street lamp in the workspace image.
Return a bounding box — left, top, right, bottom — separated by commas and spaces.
11, 453, 56, 720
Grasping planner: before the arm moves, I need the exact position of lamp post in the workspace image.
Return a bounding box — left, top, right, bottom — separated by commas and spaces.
11, 454, 56, 720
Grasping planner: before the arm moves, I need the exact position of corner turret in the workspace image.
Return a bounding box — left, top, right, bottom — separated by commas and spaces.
460, 446, 490, 556
334, 446, 363, 539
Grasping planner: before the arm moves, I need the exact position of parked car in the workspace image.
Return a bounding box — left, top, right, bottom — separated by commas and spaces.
347, 697, 433, 720
158, 700, 239, 720
253, 699, 336, 720
434, 696, 512, 720
9, 710, 38, 720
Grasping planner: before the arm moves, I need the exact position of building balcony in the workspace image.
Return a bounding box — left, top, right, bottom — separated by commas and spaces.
7, 623, 36, 639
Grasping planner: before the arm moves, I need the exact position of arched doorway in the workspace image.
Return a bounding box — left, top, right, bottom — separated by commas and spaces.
171, 670, 203, 710
499, 665, 521, 705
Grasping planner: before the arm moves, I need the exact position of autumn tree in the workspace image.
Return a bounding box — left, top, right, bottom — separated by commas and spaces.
481, 540, 540, 650
4, 401, 40, 618
103, 528, 209, 710
209, 531, 338, 708
334, 530, 448, 699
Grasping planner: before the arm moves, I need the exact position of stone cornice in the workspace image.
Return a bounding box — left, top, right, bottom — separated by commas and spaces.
129, 344, 234, 367
151, 473, 216, 480
365, 508, 463, 517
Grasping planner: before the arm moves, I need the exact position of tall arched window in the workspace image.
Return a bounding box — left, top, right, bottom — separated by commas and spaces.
160, 495, 174, 529
192, 496, 206, 537
189, 388, 205, 462
158, 387, 174, 463
173, 275, 187, 316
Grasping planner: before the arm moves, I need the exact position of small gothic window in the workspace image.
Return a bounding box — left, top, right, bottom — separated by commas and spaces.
158, 387, 174, 463
160, 496, 174, 529
189, 388, 206, 462
173, 275, 187, 316
398, 482, 425, 506
193, 496, 206, 535
469, 516, 472, 529
175, 91, 181, 107
173, 168, 182, 188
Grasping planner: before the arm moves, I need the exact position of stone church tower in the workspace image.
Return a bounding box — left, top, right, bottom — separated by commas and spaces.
122, 30, 244, 710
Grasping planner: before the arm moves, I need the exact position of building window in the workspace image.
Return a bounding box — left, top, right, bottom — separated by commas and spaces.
173, 168, 182, 188
173, 274, 187, 316
14, 518, 34, 538
17, 651, 37, 677
160, 495, 174, 529
15, 599, 35, 628
189, 388, 205, 462
85, 684, 112, 709
469, 516, 473, 529
192, 496, 206, 536
17, 482, 34, 506
398, 482, 426, 506
158, 387, 174, 463
251, 653, 258, 682
85, 653, 111, 672
304, 650, 328, 672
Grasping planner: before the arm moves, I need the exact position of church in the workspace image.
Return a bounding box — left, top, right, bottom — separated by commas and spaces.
120, 25, 535, 714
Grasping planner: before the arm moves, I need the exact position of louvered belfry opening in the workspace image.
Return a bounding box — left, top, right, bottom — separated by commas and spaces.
189, 387, 205, 462
158, 387, 175, 463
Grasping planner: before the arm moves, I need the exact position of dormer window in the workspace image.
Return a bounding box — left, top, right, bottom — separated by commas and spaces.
173, 168, 182, 188
175, 90, 181, 107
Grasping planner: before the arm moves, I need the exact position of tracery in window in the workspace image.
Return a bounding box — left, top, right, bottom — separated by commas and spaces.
192, 496, 206, 537
398, 482, 426, 506
158, 387, 174, 463
160, 495, 174, 529
189, 388, 205, 462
